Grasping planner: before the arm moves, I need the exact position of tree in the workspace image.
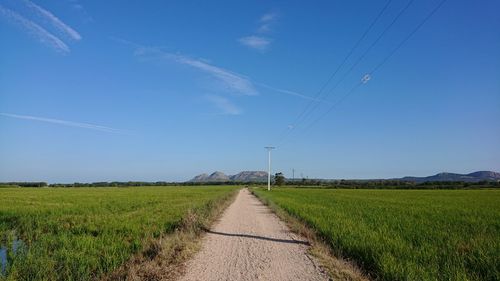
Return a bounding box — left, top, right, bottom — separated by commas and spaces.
274, 172, 285, 186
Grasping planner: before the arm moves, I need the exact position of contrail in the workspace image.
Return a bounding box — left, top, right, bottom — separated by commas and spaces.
133, 46, 258, 96
24, 0, 82, 41
0, 5, 69, 53
0, 113, 127, 134
114, 38, 328, 103
255, 82, 333, 104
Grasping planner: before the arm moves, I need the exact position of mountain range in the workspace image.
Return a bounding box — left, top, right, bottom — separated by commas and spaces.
397, 171, 500, 183
189, 171, 268, 183
188, 170, 500, 183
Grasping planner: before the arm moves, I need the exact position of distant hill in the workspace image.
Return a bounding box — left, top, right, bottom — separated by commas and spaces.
399, 171, 500, 183
230, 171, 268, 182
188, 171, 267, 183
188, 171, 230, 182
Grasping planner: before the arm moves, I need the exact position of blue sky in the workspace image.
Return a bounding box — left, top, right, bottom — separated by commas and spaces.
0, 0, 499, 182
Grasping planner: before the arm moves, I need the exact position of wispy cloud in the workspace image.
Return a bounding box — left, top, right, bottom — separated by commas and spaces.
134, 46, 258, 96
115, 38, 325, 116
238, 36, 271, 51
65, 0, 93, 23
240, 12, 279, 51
24, 0, 81, 41
258, 12, 277, 33
260, 13, 277, 23
0, 113, 127, 134
0, 5, 69, 53
205, 95, 242, 115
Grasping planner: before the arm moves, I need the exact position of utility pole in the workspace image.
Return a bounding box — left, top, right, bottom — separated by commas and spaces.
292, 169, 295, 182
264, 146, 275, 191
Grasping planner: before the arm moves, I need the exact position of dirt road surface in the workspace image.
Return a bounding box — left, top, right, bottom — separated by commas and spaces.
179, 188, 327, 281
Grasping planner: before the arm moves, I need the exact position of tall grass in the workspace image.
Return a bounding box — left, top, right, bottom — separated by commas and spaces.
0, 186, 238, 280
253, 188, 500, 281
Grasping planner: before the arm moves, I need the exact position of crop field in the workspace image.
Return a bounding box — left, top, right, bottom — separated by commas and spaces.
253, 188, 500, 281
0, 186, 238, 280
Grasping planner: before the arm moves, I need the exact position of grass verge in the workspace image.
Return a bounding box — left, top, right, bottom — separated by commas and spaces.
104, 188, 239, 281
250, 188, 368, 281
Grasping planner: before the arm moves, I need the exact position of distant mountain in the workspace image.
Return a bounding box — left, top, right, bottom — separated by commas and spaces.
190, 173, 210, 182
209, 171, 230, 181
188, 171, 268, 183
188, 171, 229, 182
399, 171, 500, 183
187, 171, 230, 182
230, 171, 268, 182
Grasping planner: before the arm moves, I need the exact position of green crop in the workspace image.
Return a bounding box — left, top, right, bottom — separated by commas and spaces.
0, 186, 238, 280
253, 188, 500, 281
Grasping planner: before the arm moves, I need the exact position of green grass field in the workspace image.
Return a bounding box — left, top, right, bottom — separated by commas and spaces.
253, 188, 500, 281
0, 186, 238, 281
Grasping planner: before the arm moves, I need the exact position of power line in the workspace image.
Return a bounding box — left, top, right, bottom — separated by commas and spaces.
299, 82, 363, 139
282, 0, 448, 145
281, 0, 416, 143
370, 0, 448, 75
274, 0, 394, 144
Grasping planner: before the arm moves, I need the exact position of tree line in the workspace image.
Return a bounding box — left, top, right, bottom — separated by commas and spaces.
0, 181, 263, 188
271, 174, 500, 189
1, 178, 498, 189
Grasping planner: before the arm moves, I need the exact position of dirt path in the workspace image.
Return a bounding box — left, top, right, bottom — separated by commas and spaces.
179, 188, 327, 281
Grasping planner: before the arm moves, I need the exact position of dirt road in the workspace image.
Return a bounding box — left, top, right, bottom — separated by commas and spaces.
179, 188, 327, 281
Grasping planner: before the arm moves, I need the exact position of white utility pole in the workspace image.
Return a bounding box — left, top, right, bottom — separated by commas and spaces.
264, 146, 275, 191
